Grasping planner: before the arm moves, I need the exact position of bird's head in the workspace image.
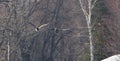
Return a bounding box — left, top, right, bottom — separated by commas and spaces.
35, 28, 39, 31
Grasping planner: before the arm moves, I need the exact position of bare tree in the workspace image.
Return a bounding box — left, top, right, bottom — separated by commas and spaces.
0, 0, 99, 61
78, 0, 97, 61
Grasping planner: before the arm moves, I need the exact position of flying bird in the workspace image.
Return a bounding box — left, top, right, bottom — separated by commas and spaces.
27, 22, 49, 32
28, 21, 71, 32
35, 23, 49, 31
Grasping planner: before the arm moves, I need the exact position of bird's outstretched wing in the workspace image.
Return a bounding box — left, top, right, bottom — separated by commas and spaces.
35, 23, 49, 31
61, 29, 70, 31
38, 23, 49, 29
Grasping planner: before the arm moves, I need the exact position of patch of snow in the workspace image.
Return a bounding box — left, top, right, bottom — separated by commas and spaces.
101, 54, 120, 61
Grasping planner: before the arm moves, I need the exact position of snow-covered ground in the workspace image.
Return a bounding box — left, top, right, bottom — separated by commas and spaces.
101, 54, 120, 61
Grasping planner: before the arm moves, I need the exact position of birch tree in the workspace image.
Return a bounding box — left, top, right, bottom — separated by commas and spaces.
78, 0, 97, 61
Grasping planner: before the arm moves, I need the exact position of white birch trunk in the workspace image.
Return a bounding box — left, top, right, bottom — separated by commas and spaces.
78, 0, 97, 61
8, 41, 10, 61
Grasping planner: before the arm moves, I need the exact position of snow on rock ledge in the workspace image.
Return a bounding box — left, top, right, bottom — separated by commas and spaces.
101, 54, 120, 61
